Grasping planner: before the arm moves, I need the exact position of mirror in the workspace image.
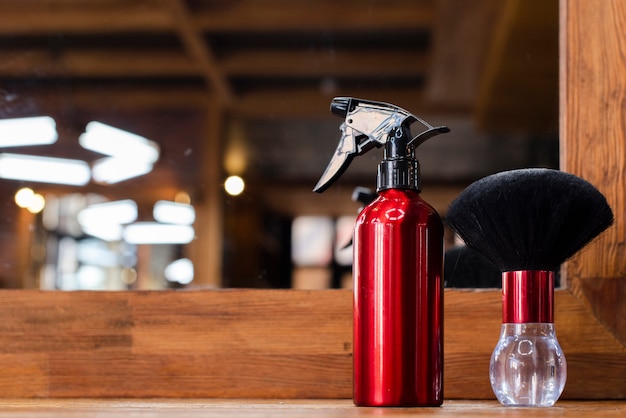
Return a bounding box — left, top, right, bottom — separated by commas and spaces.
0, 0, 558, 290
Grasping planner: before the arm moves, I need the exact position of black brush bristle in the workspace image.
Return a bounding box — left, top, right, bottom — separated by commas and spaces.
446, 168, 614, 272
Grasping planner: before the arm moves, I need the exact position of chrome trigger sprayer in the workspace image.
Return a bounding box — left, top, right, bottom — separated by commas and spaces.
314, 97, 450, 406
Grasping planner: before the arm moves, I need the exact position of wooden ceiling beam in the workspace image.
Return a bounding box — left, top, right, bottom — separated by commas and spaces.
0, 85, 470, 122
0, 49, 425, 79
0, 1, 435, 35
0, 50, 200, 78
222, 50, 429, 78
1, 85, 459, 120
166, 0, 234, 105
232, 88, 448, 119
192, 0, 435, 32
1, 86, 209, 113
0, 6, 173, 35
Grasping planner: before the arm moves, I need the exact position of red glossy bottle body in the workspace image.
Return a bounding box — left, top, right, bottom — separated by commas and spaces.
353, 188, 444, 406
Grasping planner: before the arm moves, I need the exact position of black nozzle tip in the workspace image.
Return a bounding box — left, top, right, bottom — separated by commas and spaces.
330, 97, 350, 117
351, 187, 377, 205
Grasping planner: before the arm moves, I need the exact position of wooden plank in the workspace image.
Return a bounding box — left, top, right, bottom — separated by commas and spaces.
0, 399, 623, 417
0, 0, 433, 35
0, 49, 425, 79
0, 5, 172, 35
232, 88, 441, 119
559, 0, 626, 382
192, 0, 435, 32
221, 50, 429, 78
0, 50, 200, 78
575, 277, 626, 347
560, 0, 626, 281
0, 289, 623, 399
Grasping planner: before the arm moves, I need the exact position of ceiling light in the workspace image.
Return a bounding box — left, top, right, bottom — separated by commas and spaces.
153, 200, 195, 225
76, 239, 120, 268
79, 121, 160, 162
77, 199, 138, 242
27, 193, 46, 214
174, 191, 191, 205
78, 199, 138, 226
0, 116, 58, 147
15, 187, 35, 208
123, 223, 195, 245
0, 153, 90, 185
164, 258, 194, 285
224, 175, 245, 196
91, 156, 154, 184
81, 223, 124, 242
14, 188, 46, 213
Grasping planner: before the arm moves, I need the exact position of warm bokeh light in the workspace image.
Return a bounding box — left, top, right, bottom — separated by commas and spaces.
224, 175, 245, 196
15, 187, 46, 213
28, 193, 46, 214
15, 187, 35, 208
174, 191, 191, 205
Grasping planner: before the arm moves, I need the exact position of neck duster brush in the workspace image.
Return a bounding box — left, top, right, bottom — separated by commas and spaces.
446, 168, 614, 407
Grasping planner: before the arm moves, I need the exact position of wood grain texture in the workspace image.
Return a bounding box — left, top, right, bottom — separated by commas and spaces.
0, 399, 623, 417
0, 0, 622, 403
559, 0, 626, 364
0, 289, 623, 399
560, 0, 626, 281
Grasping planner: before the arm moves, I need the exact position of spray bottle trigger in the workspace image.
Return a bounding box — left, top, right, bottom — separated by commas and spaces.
313, 123, 358, 193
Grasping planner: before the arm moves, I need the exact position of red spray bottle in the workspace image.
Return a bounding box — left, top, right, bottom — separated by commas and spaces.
314, 97, 449, 406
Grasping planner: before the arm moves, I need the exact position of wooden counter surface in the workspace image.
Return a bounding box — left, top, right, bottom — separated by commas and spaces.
0, 399, 623, 417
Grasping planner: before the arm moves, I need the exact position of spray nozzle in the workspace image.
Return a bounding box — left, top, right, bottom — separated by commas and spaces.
313, 97, 449, 193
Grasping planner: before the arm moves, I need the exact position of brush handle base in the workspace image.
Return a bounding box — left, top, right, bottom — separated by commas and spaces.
502, 270, 554, 323
490, 323, 567, 407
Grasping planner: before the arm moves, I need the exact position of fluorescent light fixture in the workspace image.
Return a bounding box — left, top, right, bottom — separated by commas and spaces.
76, 265, 107, 290
80, 223, 124, 242
153, 200, 195, 225
78, 199, 138, 225
76, 239, 120, 268
123, 222, 195, 245
0, 116, 58, 147
79, 121, 160, 162
91, 156, 153, 184
164, 258, 194, 285
0, 153, 90, 185
291, 216, 334, 267
77, 199, 137, 242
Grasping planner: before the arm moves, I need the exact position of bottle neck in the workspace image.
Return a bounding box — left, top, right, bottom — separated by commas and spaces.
502, 270, 555, 323
377, 159, 420, 192
376, 126, 420, 192
499, 322, 557, 337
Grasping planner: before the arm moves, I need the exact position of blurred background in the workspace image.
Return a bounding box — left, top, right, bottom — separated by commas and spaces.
0, 0, 558, 290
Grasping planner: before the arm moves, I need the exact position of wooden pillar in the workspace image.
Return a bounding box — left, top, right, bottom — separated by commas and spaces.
560, 0, 626, 283
187, 100, 224, 288
15, 205, 35, 289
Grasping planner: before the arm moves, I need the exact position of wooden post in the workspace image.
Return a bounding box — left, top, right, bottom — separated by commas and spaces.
186, 100, 224, 288
560, 0, 626, 282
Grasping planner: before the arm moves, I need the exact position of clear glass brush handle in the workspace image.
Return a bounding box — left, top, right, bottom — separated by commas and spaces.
490, 323, 567, 406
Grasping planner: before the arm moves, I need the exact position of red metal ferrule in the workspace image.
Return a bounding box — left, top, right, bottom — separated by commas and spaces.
502, 270, 554, 323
